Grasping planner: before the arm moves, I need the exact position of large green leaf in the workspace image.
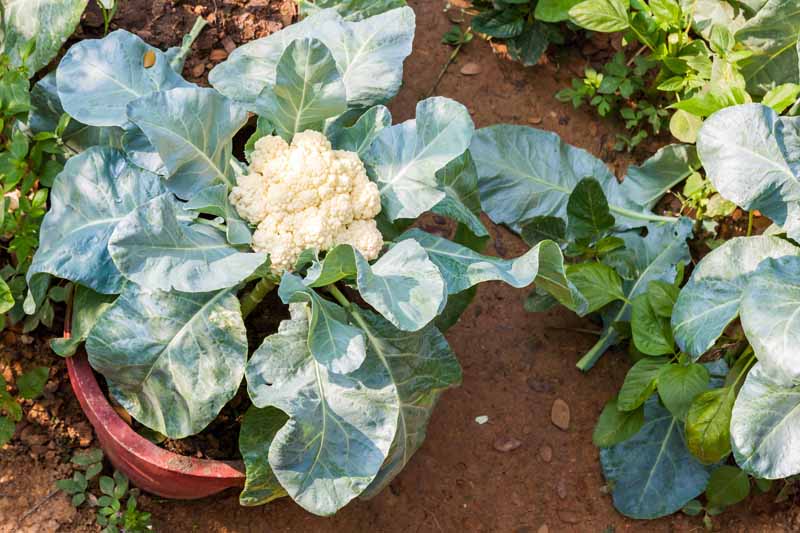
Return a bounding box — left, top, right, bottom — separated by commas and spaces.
618, 357, 669, 412
28, 73, 125, 153
569, 0, 630, 32
686, 386, 735, 464
56, 30, 192, 127
623, 144, 699, 211
600, 397, 713, 519
0, 278, 13, 314
430, 151, 488, 238
740, 256, 800, 382
735, 0, 800, 95
631, 294, 674, 355
298, 0, 407, 21
535, 0, 584, 22
470, 125, 658, 232
354, 239, 445, 331
671, 236, 798, 359
400, 229, 581, 301
366, 97, 474, 221
238, 406, 289, 506
278, 274, 367, 374
86, 285, 247, 438
27, 147, 166, 295
657, 363, 710, 421
107, 194, 267, 293
567, 177, 615, 240
327, 105, 392, 159
209, 8, 414, 110
579, 219, 693, 370
245, 306, 398, 515
254, 38, 347, 140
127, 87, 249, 199
731, 363, 800, 478
689, 0, 746, 40
1, 0, 87, 76
50, 285, 115, 357
352, 308, 461, 498
472, 10, 525, 39
697, 104, 800, 239
567, 262, 625, 314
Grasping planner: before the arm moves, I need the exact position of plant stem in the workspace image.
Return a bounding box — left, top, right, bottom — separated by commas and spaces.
609, 205, 680, 224
171, 16, 208, 71
427, 32, 469, 98
747, 210, 755, 237
326, 284, 351, 309
240, 277, 276, 318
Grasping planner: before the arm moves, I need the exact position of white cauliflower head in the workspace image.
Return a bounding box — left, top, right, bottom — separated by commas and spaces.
229, 130, 384, 273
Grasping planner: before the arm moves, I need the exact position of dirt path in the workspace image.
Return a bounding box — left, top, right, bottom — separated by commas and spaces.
2, 1, 799, 531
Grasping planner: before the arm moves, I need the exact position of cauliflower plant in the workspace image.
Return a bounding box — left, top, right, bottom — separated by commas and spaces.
230, 130, 384, 273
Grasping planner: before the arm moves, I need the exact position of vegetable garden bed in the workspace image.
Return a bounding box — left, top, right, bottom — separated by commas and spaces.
4, 0, 800, 532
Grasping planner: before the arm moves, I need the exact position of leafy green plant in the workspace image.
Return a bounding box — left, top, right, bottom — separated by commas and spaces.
0, 1, 90, 331
0, 365, 49, 447
96, 0, 118, 35
470, 0, 568, 66
472, 101, 800, 521
560, 0, 800, 147
30, 7, 568, 517
57, 449, 152, 533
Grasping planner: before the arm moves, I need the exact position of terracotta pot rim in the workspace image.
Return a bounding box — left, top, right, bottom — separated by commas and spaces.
64, 298, 246, 499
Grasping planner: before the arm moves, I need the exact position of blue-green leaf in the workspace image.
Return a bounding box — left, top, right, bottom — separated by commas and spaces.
27, 147, 166, 295
298, 0, 407, 21
127, 87, 248, 199
731, 363, 800, 478
355, 239, 445, 331
740, 255, 800, 381
672, 236, 798, 359
2, 0, 88, 76
600, 397, 713, 519
327, 105, 392, 159
624, 144, 699, 211
697, 104, 800, 239
107, 194, 267, 293
245, 305, 398, 515
57, 30, 192, 127
366, 97, 474, 221
209, 8, 415, 110
29, 73, 125, 153
471, 125, 655, 232
355, 308, 461, 498
51, 285, 115, 357
86, 285, 247, 438
254, 38, 347, 140
430, 151, 489, 238
278, 274, 367, 374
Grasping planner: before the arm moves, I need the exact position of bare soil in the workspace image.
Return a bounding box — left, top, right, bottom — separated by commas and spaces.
1, 1, 799, 531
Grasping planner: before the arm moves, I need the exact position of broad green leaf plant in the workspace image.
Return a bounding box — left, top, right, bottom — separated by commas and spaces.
31, 8, 568, 516
486, 102, 800, 522
560, 0, 800, 150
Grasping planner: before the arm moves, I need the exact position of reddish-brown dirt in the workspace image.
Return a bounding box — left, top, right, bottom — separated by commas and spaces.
2, 1, 800, 532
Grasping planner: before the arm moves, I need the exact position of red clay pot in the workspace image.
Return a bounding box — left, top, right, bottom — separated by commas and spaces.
64, 318, 246, 499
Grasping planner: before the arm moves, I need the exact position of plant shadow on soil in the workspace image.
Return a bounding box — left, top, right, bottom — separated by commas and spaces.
2, 0, 800, 532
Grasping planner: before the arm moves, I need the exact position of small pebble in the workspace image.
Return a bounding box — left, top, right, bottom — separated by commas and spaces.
539, 445, 553, 463
222, 36, 237, 54
493, 436, 522, 453
528, 116, 542, 125
551, 398, 570, 431
537, 525, 549, 533
460, 62, 482, 75
475, 415, 489, 425
209, 49, 228, 61
191, 63, 205, 77
20, 335, 33, 345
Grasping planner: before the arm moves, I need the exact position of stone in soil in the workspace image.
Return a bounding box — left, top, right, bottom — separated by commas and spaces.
551, 398, 570, 431
539, 445, 553, 463
537, 525, 549, 533
460, 62, 482, 75
493, 436, 522, 453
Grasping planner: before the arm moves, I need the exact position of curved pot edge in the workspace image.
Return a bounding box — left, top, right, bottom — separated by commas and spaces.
64, 310, 246, 500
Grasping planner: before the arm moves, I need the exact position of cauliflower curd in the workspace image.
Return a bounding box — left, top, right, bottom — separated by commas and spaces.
230, 130, 383, 272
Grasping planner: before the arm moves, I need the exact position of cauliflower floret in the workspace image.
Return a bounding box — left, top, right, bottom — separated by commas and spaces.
231, 130, 384, 273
